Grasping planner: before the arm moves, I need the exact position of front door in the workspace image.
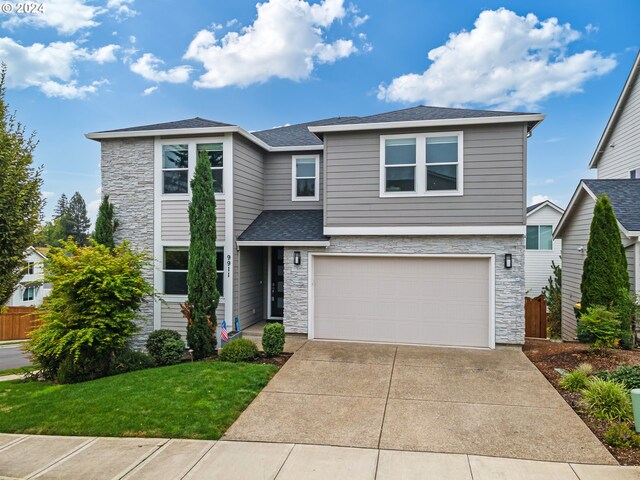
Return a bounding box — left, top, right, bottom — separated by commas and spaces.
270, 247, 284, 318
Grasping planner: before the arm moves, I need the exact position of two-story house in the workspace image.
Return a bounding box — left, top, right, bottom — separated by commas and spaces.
554, 51, 640, 341
5, 246, 51, 307
87, 105, 544, 349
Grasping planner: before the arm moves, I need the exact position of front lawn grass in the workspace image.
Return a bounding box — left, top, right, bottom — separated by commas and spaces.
0, 361, 277, 439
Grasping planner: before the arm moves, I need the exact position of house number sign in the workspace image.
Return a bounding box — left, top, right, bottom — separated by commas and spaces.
227, 255, 231, 278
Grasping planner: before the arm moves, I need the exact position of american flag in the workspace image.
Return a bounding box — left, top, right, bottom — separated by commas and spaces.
220, 320, 229, 342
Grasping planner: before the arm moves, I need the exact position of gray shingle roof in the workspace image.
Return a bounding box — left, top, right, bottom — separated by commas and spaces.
252, 117, 358, 147
583, 179, 640, 231
526, 202, 545, 214
238, 210, 328, 242
98, 117, 234, 133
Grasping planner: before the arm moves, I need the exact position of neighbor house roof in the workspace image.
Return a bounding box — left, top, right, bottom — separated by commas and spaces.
590, 50, 640, 169
237, 210, 329, 246
554, 179, 640, 238
95, 117, 235, 133
526, 200, 564, 216
252, 117, 359, 148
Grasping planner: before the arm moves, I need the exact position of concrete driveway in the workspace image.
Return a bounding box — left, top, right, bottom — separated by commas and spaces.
224, 341, 616, 465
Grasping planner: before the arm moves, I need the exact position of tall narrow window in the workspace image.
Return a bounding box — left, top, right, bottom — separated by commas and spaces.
23, 286, 34, 302
216, 247, 225, 295
426, 136, 458, 191
197, 143, 224, 193
162, 145, 189, 194
384, 138, 416, 192
163, 249, 189, 295
292, 155, 319, 201
27, 262, 34, 275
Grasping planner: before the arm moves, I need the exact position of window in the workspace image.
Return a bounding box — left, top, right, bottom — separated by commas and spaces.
23, 286, 34, 302
197, 143, 224, 193
27, 262, 34, 275
631, 168, 640, 179
292, 155, 319, 201
526, 225, 553, 250
163, 247, 225, 296
162, 145, 189, 194
381, 132, 462, 196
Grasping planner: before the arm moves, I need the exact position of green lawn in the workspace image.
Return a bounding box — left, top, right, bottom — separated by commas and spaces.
0, 361, 278, 439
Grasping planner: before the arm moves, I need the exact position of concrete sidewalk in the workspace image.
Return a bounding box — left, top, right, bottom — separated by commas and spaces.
0, 434, 638, 480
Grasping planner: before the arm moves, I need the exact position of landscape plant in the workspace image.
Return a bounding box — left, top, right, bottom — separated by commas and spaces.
262, 322, 285, 357
0, 64, 44, 306
581, 377, 632, 421
94, 195, 118, 248
218, 339, 258, 363
183, 150, 219, 359
146, 329, 185, 366
597, 365, 640, 391
542, 260, 562, 339
27, 240, 153, 383
576, 306, 621, 354
604, 422, 640, 448
559, 363, 593, 392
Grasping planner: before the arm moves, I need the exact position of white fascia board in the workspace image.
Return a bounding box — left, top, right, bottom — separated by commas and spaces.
308, 114, 545, 133
323, 226, 526, 236
236, 240, 330, 247
526, 200, 564, 217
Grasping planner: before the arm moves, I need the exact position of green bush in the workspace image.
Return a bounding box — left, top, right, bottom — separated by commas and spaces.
559, 363, 593, 392
581, 377, 632, 421
219, 338, 258, 363
262, 323, 285, 357
577, 306, 621, 353
597, 365, 640, 390
27, 241, 153, 381
146, 329, 185, 366
110, 348, 155, 375
604, 422, 640, 448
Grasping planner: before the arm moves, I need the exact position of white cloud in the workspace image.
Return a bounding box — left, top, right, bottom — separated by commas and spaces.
43, 191, 55, 199
531, 194, 558, 205
143, 85, 158, 95
95, 187, 102, 195
183, 0, 362, 88
2, 0, 102, 35
377, 8, 616, 109
107, 0, 138, 20
585, 23, 599, 34
130, 53, 192, 83
0, 37, 114, 99
87, 198, 101, 219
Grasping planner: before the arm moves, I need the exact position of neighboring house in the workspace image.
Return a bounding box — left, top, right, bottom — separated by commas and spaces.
87, 105, 544, 349
525, 200, 563, 296
554, 51, 640, 342
5, 247, 51, 307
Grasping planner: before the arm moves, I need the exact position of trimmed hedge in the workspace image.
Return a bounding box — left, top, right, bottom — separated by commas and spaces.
262, 323, 285, 357
219, 339, 258, 363
146, 329, 185, 366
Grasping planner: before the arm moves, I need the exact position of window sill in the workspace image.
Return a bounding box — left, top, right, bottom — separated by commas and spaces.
292, 196, 320, 202
161, 294, 225, 303
161, 193, 225, 201
379, 190, 463, 198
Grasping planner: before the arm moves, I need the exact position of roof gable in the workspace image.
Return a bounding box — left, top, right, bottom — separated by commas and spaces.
526, 200, 564, 216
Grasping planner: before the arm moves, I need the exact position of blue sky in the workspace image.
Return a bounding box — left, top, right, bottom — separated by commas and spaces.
1, 0, 638, 220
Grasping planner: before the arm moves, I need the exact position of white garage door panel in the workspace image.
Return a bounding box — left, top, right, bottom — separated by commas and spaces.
313, 256, 491, 348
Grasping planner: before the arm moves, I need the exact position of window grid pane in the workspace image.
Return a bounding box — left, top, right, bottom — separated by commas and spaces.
526, 226, 539, 250
426, 136, 458, 164
296, 158, 316, 178
386, 166, 415, 192
426, 165, 457, 191
539, 225, 553, 250
385, 138, 416, 166
297, 178, 316, 197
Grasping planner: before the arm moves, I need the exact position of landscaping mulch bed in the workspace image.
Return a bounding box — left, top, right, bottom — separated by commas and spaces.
524, 339, 640, 465
249, 352, 292, 367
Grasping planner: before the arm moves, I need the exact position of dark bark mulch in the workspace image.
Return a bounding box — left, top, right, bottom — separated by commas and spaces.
523, 339, 640, 465
249, 352, 292, 367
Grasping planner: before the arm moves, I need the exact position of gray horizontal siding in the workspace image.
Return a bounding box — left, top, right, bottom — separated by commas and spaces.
264, 151, 323, 210
560, 193, 594, 341
324, 124, 527, 227
161, 301, 225, 339
237, 246, 264, 330
161, 198, 225, 243
598, 71, 640, 179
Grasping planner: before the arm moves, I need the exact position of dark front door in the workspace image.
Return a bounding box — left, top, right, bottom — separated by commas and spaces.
270, 247, 284, 318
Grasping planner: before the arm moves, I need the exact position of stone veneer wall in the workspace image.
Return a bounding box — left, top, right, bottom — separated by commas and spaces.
284, 235, 525, 345
101, 138, 155, 348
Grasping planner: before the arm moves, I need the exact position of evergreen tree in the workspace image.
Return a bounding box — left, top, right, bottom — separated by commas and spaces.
0, 64, 44, 305
94, 195, 118, 248
184, 150, 219, 359
53, 194, 68, 219
66, 192, 91, 246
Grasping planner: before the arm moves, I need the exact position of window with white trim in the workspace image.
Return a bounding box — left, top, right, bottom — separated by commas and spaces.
23, 285, 35, 302
197, 143, 224, 193
526, 225, 553, 250
162, 144, 189, 194
163, 247, 225, 296
631, 167, 640, 179
27, 262, 34, 275
292, 155, 319, 201
380, 132, 463, 196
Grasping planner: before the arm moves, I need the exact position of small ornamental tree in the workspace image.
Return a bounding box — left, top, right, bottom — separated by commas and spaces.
543, 260, 562, 339
183, 150, 219, 359
67, 192, 91, 245
27, 240, 153, 381
94, 195, 118, 248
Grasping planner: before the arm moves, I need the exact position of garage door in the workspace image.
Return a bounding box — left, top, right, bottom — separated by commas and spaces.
312, 256, 492, 348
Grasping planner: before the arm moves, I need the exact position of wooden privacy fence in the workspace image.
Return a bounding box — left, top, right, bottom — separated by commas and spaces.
0, 307, 39, 341
525, 295, 547, 339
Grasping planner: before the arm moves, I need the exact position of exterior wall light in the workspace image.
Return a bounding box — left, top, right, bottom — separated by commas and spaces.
293, 251, 301, 265
504, 253, 512, 269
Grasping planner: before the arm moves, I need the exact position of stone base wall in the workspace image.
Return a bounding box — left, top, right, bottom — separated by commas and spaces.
284, 235, 525, 345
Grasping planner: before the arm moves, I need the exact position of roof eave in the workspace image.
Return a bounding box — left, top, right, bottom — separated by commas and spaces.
589, 50, 640, 169
307, 114, 545, 133
236, 240, 330, 247
527, 200, 565, 217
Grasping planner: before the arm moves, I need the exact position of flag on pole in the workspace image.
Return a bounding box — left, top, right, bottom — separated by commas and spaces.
221, 320, 229, 342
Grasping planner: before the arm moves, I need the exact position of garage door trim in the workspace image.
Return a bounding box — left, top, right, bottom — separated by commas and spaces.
308, 253, 496, 349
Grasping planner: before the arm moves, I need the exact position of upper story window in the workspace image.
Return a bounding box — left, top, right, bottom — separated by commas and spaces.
163, 247, 225, 296
292, 155, 319, 201
162, 144, 189, 194
197, 143, 224, 193
380, 132, 463, 197
630, 167, 640, 179
27, 262, 34, 275
526, 225, 553, 250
